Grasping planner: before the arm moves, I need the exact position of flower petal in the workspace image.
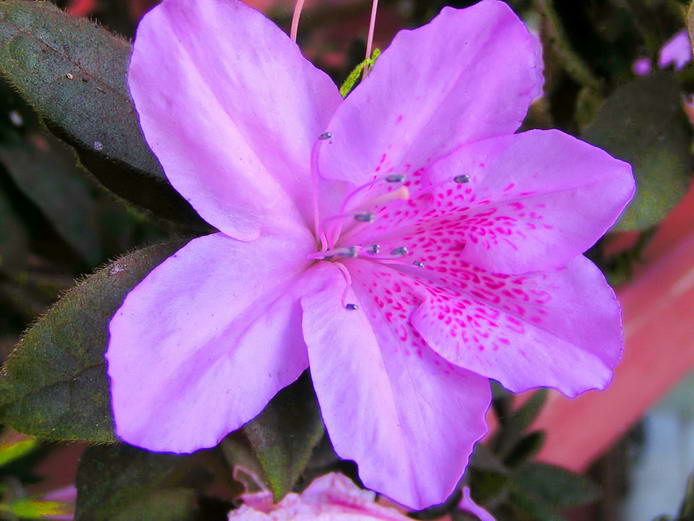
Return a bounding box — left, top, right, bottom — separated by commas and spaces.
350, 130, 634, 274
129, 0, 341, 240
302, 262, 490, 509
107, 230, 322, 452
658, 30, 692, 71
409, 255, 623, 397
318, 0, 542, 186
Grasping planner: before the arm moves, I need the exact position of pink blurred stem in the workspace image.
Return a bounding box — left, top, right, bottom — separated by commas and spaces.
290, 0, 306, 43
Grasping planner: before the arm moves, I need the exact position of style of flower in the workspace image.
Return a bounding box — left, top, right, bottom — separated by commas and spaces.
227, 473, 412, 520
106, 0, 634, 509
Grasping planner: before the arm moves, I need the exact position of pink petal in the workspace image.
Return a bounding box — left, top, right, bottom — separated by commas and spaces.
107, 230, 322, 452
410, 255, 623, 397
351, 130, 633, 274
318, 0, 542, 187
459, 487, 496, 521
632, 56, 653, 76
302, 263, 490, 509
658, 30, 692, 71
129, 0, 341, 240
425, 130, 634, 272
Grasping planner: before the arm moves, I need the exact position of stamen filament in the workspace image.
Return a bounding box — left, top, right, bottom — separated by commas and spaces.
290, 0, 306, 43
363, 0, 379, 79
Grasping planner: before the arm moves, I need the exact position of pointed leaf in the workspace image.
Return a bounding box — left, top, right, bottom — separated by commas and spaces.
243, 376, 324, 501
0, 436, 37, 467
0, 1, 204, 228
583, 72, 691, 230
0, 240, 185, 442
0, 131, 101, 265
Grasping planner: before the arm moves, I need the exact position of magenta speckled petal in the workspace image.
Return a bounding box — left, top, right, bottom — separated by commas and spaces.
383, 129, 634, 274
344, 130, 634, 274
318, 0, 543, 187
302, 263, 490, 509
107, 231, 321, 452
129, 0, 341, 240
410, 255, 622, 397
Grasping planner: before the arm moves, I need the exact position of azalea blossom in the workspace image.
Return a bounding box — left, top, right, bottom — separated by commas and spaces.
107, 0, 634, 509
227, 473, 412, 520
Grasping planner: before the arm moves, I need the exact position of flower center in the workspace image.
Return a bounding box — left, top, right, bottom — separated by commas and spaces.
308, 132, 472, 309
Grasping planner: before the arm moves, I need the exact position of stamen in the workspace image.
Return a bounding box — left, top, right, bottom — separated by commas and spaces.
413, 260, 424, 267
308, 246, 360, 260
290, 0, 306, 43
319, 132, 333, 140
363, 0, 379, 79
354, 212, 376, 223
345, 303, 359, 310
454, 174, 471, 184
328, 181, 410, 247
390, 246, 408, 256
367, 185, 410, 207
385, 174, 405, 183
366, 244, 381, 255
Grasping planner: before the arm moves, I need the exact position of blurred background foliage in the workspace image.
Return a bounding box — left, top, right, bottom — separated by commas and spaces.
0, 0, 693, 519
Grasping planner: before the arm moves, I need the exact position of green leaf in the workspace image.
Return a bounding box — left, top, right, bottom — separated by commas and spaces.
512, 462, 600, 509
677, 472, 694, 521
0, 1, 204, 228
243, 375, 324, 501
583, 72, 692, 230
75, 445, 204, 521
6, 497, 72, 519
0, 436, 37, 467
0, 131, 101, 265
0, 240, 185, 442
503, 431, 546, 468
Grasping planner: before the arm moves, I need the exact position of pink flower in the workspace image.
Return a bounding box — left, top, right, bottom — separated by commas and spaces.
632, 56, 653, 76
658, 30, 692, 70
227, 473, 411, 520
106, 0, 634, 509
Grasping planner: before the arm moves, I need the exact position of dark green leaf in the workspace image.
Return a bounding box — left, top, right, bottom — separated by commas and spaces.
508, 488, 563, 521
583, 72, 692, 230
0, 131, 101, 265
495, 390, 548, 458
243, 375, 324, 501
512, 462, 600, 509
0, 240, 185, 441
504, 431, 546, 468
0, 186, 28, 271
75, 445, 205, 521
468, 467, 509, 505
0, 1, 204, 228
